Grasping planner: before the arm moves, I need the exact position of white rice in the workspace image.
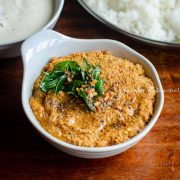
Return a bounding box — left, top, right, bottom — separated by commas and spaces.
83, 0, 180, 42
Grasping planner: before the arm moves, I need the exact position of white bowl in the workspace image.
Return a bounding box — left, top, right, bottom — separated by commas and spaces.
0, 0, 64, 59
21, 30, 164, 159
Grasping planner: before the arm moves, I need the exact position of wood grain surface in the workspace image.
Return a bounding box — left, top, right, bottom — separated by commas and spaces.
0, 0, 179, 179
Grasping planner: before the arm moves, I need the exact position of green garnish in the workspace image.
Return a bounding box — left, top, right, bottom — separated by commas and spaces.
40, 59, 104, 111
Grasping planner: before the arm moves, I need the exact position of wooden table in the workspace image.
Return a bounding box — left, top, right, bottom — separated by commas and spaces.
0, 0, 179, 179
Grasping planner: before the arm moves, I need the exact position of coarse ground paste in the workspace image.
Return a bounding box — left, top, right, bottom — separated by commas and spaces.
30, 51, 156, 147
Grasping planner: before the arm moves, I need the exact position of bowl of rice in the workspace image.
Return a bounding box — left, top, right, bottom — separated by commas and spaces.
78, 0, 180, 47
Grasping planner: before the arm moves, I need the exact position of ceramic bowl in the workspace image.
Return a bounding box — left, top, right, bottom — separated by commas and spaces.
0, 0, 64, 59
21, 30, 164, 159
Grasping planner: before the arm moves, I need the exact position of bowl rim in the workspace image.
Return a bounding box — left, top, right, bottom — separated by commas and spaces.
0, 0, 64, 46
21, 31, 164, 153
77, 0, 180, 48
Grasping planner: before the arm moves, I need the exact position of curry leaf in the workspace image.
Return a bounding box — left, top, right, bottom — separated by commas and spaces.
92, 66, 100, 79
55, 74, 67, 94
77, 88, 95, 111
40, 75, 58, 92
69, 61, 81, 71
95, 79, 104, 96
81, 71, 85, 81
83, 58, 92, 72
54, 60, 70, 72
40, 59, 104, 111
